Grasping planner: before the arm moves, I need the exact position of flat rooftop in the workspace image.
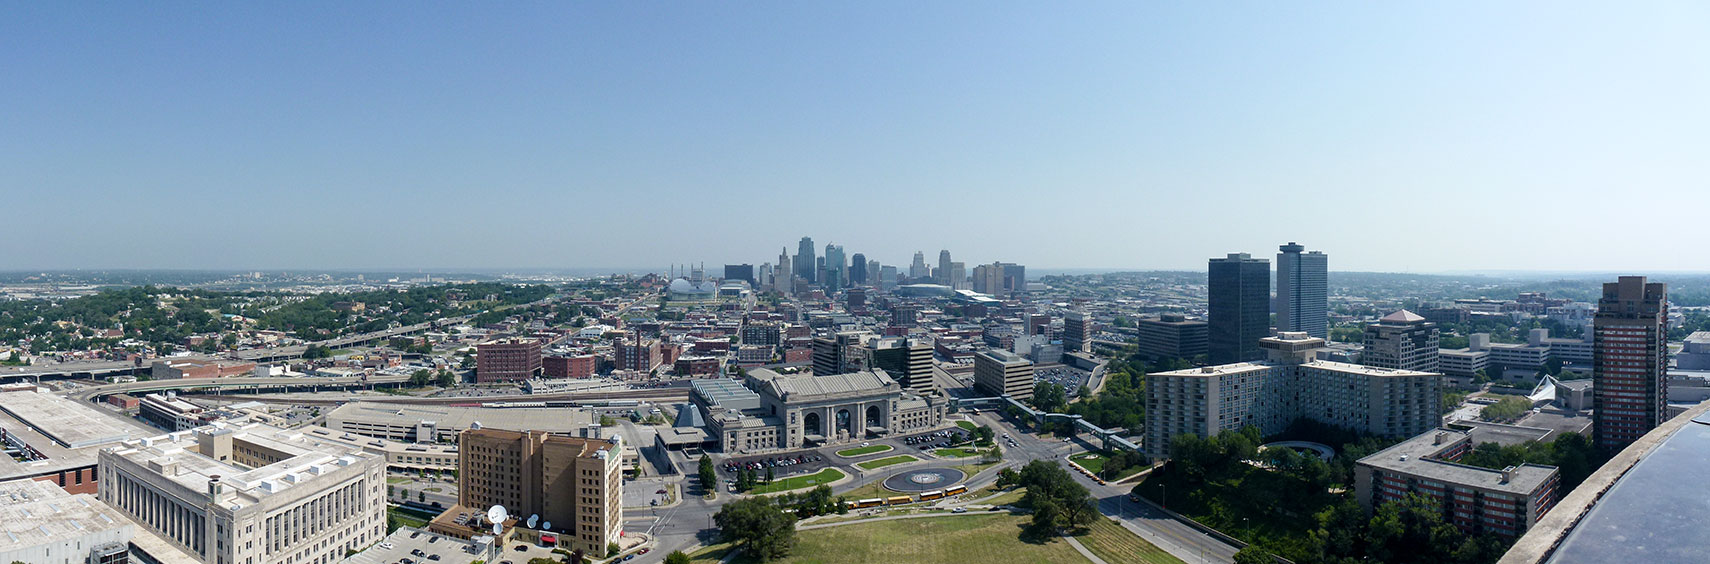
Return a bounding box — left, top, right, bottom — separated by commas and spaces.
0, 478, 130, 551
1359, 429, 1556, 496
327, 402, 593, 434
0, 391, 137, 448
106, 422, 378, 509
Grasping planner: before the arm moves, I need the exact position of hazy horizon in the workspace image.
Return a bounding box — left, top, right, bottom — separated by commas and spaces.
7, 3, 1710, 272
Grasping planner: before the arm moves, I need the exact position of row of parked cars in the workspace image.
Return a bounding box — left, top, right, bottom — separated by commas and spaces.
725, 453, 822, 473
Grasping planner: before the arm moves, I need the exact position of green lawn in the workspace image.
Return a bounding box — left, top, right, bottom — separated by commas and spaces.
1077, 517, 1186, 564
936, 448, 981, 458
387, 506, 431, 532
699, 513, 1093, 564
1070, 453, 1146, 481
856, 455, 919, 470
956, 421, 978, 431
748, 468, 847, 494
835, 445, 893, 457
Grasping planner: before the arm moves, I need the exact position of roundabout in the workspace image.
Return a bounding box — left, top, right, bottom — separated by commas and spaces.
881, 467, 966, 492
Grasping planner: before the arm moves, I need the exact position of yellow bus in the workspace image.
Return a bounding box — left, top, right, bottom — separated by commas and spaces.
851, 498, 884, 509
886, 495, 914, 505
919, 490, 945, 501
944, 485, 967, 496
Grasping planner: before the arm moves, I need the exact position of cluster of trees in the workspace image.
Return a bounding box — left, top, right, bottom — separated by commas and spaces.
999, 460, 1099, 539
250, 282, 554, 339
1309, 495, 1512, 564
1093, 449, 1150, 481
0, 286, 241, 353
1066, 352, 1193, 432
1458, 432, 1604, 490
970, 425, 995, 446
732, 466, 773, 492
1478, 396, 1533, 422
389, 337, 434, 354
775, 484, 848, 519
407, 369, 457, 387
1165, 426, 1262, 481
302, 344, 336, 359
714, 496, 797, 562
1030, 381, 1067, 412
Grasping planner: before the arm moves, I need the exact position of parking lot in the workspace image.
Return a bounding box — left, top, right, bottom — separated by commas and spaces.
896, 428, 974, 452
717, 451, 831, 488
1035, 366, 1090, 397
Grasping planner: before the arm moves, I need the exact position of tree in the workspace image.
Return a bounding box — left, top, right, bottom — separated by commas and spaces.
418, 491, 426, 503
1032, 381, 1067, 412
607, 542, 621, 557
1233, 546, 1275, 564
664, 551, 692, 564
714, 497, 797, 561
995, 467, 1021, 489
982, 444, 1004, 463
971, 425, 995, 446
765, 466, 775, 484
699, 455, 717, 494
436, 370, 457, 387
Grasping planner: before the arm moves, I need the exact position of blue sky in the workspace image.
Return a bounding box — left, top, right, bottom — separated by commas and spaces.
5, 3, 1709, 273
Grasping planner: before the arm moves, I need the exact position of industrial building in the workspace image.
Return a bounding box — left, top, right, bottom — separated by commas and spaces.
0, 477, 134, 564
974, 349, 1035, 399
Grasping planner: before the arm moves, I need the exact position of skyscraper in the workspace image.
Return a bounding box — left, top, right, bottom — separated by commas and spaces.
723, 263, 755, 287
823, 244, 846, 292
948, 261, 966, 290
776, 247, 793, 295
938, 250, 952, 285
1593, 276, 1668, 452
796, 237, 816, 283
867, 259, 880, 285
1208, 253, 1271, 364
850, 252, 867, 284
909, 251, 928, 279
1276, 242, 1329, 339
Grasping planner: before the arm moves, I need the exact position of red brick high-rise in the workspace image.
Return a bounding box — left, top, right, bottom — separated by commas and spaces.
476, 338, 542, 382
1592, 276, 1668, 452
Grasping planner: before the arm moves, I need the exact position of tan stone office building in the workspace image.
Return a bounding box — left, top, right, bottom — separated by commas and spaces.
439, 429, 623, 555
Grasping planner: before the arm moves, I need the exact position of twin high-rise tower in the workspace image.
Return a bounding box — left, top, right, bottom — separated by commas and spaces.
1207, 242, 1328, 364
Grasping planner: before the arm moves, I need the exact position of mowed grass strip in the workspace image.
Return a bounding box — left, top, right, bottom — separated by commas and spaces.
856, 455, 919, 470
835, 445, 892, 457
956, 421, 978, 431
777, 513, 1088, 564
935, 447, 981, 458
1077, 517, 1187, 564
748, 468, 847, 494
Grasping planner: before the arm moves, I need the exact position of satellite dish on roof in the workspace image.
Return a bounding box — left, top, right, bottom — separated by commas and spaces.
542, 521, 551, 531
528, 514, 539, 529
492, 522, 503, 536
487, 504, 508, 525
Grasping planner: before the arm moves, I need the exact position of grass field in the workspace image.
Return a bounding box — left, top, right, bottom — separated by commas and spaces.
835, 445, 893, 457
387, 506, 431, 532
1077, 517, 1186, 564
696, 513, 1093, 564
956, 421, 978, 431
856, 455, 919, 470
748, 468, 847, 494
1070, 453, 1146, 481
936, 447, 981, 458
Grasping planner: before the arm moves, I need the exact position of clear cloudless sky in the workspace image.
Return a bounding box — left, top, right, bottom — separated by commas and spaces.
4, 2, 1709, 273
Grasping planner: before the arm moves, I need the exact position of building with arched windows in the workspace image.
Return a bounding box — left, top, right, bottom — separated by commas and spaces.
692, 368, 946, 453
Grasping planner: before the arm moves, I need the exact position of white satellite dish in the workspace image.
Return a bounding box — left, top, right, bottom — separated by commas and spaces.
542, 521, 551, 531
492, 522, 503, 535
487, 504, 508, 525
528, 514, 539, 529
